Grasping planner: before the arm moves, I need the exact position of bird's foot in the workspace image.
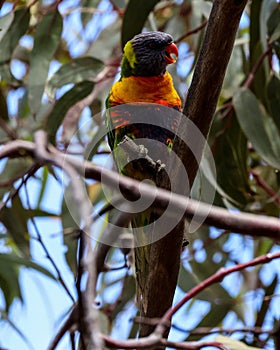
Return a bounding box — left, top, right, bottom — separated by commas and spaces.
155, 160, 166, 172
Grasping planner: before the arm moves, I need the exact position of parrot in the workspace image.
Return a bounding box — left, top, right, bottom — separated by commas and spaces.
106, 31, 182, 320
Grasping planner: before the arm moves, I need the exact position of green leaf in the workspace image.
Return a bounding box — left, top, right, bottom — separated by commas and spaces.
0, 254, 22, 310
0, 253, 56, 311
267, 75, 280, 131
80, 0, 99, 27
186, 304, 230, 341
46, 81, 94, 144
121, 0, 160, 47
233, 87, 280, 169
46, 57, 103, 100
28, 9, 63, 115
0, 253, 56, 280
214, 115, 250, 207
61, 185, 80, 276
111, 275, 136, 320
255, 275, 278, 328
0, 8, 30, 65
0, 158, 34, 189
36, 166, 49, 209
260, 0, 277, 50
0, 88, 9, 121
0, 195, 30, 257
0, 11, 14, 42
267, 6, 280, 43
215, 335, 263, 349
88, 18, 121, 61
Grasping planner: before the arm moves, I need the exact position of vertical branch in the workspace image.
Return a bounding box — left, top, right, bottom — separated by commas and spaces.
174, 0, 248, 187
34, 131, 103, 350
141, 0, 248, 342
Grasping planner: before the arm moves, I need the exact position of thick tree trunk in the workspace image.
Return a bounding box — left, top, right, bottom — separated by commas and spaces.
138, 0, 248, 342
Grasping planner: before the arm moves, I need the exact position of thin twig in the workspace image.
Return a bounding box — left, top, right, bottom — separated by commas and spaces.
175, 20, 208, 43
220, 44, 273, 119
243, 44, 273, 89
102, 333, 226, 349
0, 118, 17, 139
172, 324, 279, 336
156, 251, 280, 336
251, 169, 280, 207
23, 177, 75, 302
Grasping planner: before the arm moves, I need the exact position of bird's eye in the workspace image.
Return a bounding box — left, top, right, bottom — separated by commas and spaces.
149, 43, 156, 49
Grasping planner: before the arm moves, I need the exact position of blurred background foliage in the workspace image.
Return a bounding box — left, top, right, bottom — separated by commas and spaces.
0, 0, 280, 349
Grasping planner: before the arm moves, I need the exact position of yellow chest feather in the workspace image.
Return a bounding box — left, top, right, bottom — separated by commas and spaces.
109, 72, 181, 108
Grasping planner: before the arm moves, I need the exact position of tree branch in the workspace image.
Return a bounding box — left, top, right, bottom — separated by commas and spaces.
175, 0, 248, 187
0, 138, 279, 239
155, 250, 280, 336
34, 131, 103, 350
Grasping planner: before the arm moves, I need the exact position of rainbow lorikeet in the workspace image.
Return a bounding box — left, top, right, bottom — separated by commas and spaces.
106, 31, 182, 315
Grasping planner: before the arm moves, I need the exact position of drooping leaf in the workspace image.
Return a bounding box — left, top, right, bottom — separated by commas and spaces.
0, 88, 9, 121
46, 57, 103, 100
0, 11, 14, 42
88, 18, 121, 61
0, 8, 30, 65
0, 158, 34, 190
260, 0, 277, 50
233, 87, 280, 169
46, 81, 94, 144
0, 195, 31, 257
267, 75, 280, 131
267, 6, 280, 43
80, 0, 99, 28
121, 0, 160, 47
36, 166, 49, 209
186, 304, 231, 341
61, 184, 80, 276
215, 335, 263, 349
214, 114, 250, 207
255, 275, 278, 328
28, 9, 63, 115
0, 254, 22, 310
0, 253, 56, 311
111, 275, 136, 320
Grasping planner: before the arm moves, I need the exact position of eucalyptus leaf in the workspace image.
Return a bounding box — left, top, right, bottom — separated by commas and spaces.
0, 88, 9, 121
121, 0, 160, 47
28, 9, 63, 115
0, 11, 14, 42
0, 8, 30, 65
46, 57, 103, 100
0, 195, 31, 257
260, 0, 277, 50
233, 87, 280, 169
267, 6, 280, 43
46, 81, 94, 144
81, 0, 100, 27
215, 335, 263, 349
0, 253, 56, 311
267, 75, 280, 131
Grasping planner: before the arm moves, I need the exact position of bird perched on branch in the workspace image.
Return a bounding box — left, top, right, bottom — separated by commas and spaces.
106, 31, 182, 320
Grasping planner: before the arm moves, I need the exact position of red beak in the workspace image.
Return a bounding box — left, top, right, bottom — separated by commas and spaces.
165, 42, 179, 64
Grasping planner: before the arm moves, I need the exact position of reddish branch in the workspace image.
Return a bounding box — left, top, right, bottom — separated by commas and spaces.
221, 44, 272, 119
251, 169, 280, 207
175, 20, 208, 43
155, 251, 280, 336
102, 334, 227, 350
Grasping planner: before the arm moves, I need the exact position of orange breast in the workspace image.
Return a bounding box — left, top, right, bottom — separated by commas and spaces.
108, 72, 181, 109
